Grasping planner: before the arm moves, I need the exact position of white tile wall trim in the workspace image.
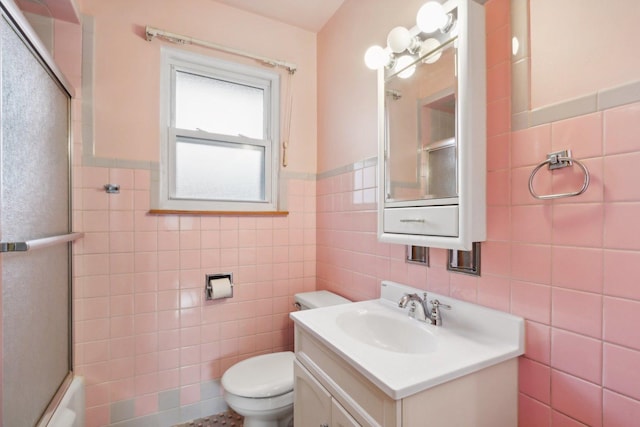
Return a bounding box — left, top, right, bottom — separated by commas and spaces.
106, 380, 227, 427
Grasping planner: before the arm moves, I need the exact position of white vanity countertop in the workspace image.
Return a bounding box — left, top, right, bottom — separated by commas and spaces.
290, 281, 525, 400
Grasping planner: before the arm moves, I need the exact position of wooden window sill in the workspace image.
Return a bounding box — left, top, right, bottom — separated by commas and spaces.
148, 209, 289, 217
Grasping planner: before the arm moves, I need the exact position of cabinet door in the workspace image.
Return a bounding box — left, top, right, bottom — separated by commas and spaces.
294, 360, 332, 427
332, 398, 362, 427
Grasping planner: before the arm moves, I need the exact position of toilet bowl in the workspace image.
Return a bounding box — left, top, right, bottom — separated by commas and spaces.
222, 352, 295, 427
221, 291, 350, 427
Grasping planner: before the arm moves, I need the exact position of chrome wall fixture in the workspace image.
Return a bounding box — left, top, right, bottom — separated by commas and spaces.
406, 245, 430, 265
528, 149, 590, 200
363, 0, 457, 77
205, 273, 233, 301
103, 183, 120, 194
448, 242, 481, 276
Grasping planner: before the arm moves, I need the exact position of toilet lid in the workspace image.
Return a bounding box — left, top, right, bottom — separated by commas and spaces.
222, 351, 295, 398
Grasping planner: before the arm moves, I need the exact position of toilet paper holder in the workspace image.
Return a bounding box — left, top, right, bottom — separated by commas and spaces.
205, 273, 234, 300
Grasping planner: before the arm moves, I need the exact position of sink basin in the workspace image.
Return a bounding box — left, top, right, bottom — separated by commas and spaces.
290, 280, 525, 399
336, 309, 436, 354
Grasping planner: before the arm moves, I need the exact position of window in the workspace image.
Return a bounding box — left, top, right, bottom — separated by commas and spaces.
155, 48, 280, 211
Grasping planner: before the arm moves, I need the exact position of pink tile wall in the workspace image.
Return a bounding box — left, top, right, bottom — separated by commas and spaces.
49, 0, 640, 425
316, 0, 640, 425
73, 171, 317, 426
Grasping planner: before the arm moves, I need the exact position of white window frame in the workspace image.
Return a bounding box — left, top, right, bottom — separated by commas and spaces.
156, 47, 280, 212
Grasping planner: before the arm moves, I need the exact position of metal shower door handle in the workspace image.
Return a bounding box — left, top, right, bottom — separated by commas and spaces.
0, 232, 84, 253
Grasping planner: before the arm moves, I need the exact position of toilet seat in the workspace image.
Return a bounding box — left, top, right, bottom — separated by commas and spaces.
222, 351, 295, 398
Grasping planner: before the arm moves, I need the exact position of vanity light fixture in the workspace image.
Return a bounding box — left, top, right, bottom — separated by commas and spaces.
363, 1, 456, 71
387, 26, 421, 54
416, 1, 454, 34
419, 38, 443, 64
395, 55, 416, 79
364, 45, 395, 70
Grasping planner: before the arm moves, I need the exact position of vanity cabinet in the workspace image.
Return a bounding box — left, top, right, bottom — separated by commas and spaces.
294, 361, 361, 427
332, 398, 361, 427
294, 326, 518, 427
377, 0, 486, 250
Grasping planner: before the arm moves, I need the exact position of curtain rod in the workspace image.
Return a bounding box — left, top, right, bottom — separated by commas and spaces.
145, 26, 297, 74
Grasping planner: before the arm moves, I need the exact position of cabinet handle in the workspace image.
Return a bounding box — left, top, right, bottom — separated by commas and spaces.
320, 424, 329, 427
399, 218, 425, 223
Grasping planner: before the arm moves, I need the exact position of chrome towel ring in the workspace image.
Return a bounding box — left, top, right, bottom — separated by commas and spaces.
528, 149, 590, 200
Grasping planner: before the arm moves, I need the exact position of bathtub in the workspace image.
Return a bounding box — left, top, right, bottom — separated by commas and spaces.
44, 376, 85, 427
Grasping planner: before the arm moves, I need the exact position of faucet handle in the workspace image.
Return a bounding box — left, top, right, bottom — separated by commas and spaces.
430, 299, 451, 310
429, 299, 451, 326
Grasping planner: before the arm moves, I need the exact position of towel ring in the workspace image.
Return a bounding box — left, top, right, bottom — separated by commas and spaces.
528, 150, 590, 200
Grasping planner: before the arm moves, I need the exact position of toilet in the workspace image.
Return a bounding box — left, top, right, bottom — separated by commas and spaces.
221, 291, 351, 427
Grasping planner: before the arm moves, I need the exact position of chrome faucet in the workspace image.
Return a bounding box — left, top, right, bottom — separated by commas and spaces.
398, 292, 430, 322
398, 293, 451, 326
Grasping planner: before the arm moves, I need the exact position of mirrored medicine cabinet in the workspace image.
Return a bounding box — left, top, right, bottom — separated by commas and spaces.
376, 0, 487, 251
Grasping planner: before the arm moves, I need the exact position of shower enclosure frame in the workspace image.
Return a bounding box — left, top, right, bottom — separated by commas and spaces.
0, 0, 78, 426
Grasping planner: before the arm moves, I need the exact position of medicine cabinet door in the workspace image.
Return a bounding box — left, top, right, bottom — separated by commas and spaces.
384, 42, 458, 206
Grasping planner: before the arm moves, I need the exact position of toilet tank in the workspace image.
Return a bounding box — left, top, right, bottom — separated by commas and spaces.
294, 290, 350, 310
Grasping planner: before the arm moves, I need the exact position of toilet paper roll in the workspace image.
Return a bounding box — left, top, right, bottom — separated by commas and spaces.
210, 277, 233, 299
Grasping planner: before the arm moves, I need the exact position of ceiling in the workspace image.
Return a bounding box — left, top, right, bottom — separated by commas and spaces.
16, 0, 80, 23
17, 0, 345, 31
214, 0, 346, 32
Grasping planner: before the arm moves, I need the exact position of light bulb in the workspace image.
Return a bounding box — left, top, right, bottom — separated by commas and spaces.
416, 1, 447, 34
387, 26, 412, 53
419, 38, 442, 64
364, 45, 389, 70
396, 55, 416, 79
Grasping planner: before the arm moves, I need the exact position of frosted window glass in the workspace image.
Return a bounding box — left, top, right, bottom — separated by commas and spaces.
176, 71, 264, 139
159, 49, 280, 211
175, 139, 265, 201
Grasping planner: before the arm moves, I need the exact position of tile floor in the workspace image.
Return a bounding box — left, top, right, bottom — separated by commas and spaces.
174, 410, 243, 427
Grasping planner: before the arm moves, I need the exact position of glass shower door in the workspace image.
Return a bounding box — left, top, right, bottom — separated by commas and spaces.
0, 9, 73, 427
